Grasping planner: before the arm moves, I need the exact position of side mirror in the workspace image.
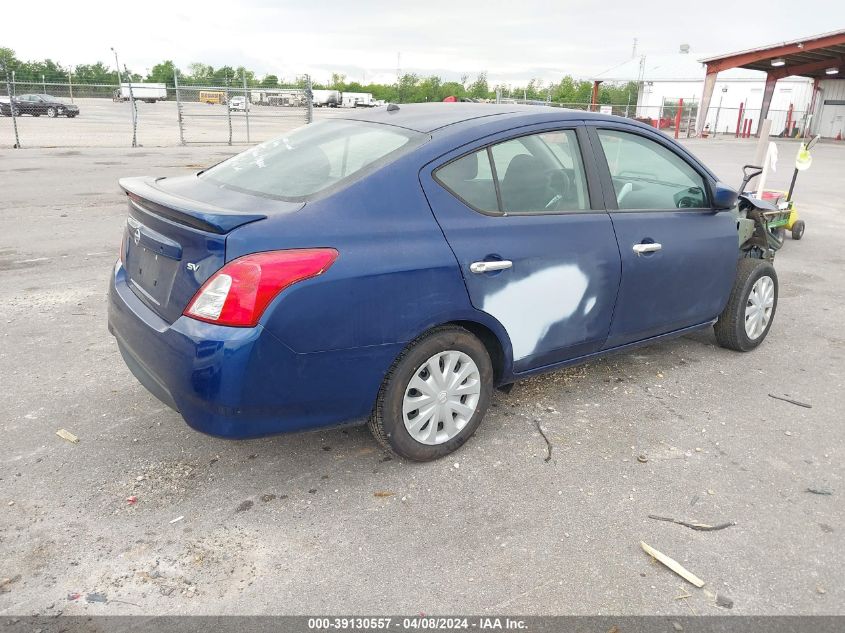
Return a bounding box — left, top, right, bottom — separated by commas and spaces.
712, 182, 738, 210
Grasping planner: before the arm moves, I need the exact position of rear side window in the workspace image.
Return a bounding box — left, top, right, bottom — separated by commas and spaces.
596, 129, 708, 210
435, 150, 498, 213
201, 120, 425, 200
435, 130, 590, 214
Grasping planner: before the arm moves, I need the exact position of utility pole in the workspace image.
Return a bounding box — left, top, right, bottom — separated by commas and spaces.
68, 69, 74, 103
631, 38, 638, 58
111, 47, 137, 147
396, 52, 401, 85
42, 74, 46, 93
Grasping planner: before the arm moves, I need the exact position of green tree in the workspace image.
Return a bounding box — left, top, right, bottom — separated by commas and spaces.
146, 60, 176, 86
468, 72, 489, 99
260, 74, 279, 88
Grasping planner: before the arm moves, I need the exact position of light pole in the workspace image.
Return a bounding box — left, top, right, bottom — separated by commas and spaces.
110, 47, 121, 88
111, 46, 137, 147
713, 86, 728, 136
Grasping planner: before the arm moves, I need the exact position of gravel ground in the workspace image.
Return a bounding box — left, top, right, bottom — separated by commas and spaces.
0, 136, 843, 616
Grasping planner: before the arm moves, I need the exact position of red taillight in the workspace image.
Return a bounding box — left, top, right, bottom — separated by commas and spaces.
183, 248, 338, 327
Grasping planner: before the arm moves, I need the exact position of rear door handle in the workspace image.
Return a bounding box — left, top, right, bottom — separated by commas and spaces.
470, 260, 513, 273
632, 243, 662, 255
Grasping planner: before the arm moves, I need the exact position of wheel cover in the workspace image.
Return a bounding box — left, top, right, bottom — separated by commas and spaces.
402, 350, 481, 445
745, 275, 775, 340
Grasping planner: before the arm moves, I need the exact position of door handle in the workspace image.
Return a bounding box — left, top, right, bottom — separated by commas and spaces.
470, 260, 513, 274
632, 243, 662, 255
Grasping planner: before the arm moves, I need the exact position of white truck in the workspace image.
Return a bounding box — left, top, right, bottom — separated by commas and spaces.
341, 92, 374, 108
311, 89, 341, 108
113, 83, 168, 103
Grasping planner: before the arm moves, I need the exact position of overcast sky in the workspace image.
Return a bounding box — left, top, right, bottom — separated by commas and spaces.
5, 0, 844, 85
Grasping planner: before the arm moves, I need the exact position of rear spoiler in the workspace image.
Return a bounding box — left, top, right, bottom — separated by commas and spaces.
119, 176, 267, 234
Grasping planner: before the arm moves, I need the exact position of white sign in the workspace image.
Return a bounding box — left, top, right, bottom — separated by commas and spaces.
599, 105, 613, 115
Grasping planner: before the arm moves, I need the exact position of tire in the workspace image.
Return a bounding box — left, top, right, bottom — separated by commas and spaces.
11, 106, 20, 117
714, 258, 778, 352
32, 113, 41, 117
66, 114, 76, 118
368, 326, 493, 461
46, 107, 57, 118
791, 220, 805, 240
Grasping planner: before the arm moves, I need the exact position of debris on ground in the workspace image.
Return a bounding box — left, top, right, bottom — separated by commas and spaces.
67, 592, 81, 601
85, 592, 107, 603
235, 500, 253, 512
640, 541, 705, 587
0, 576, 21, 593
125, 496, 138, 505
374, 491, 395, 498
671, 621, 684, 631
648, 514, 736, 532
533, 420, 553, 462
637, 454, 649, 463
715, 593, 734, 609
806, 487, 833, 496
260, 494, 276, 502
768, 393, 812, 408
169, 516, 184, 524
56, 429, 79, 444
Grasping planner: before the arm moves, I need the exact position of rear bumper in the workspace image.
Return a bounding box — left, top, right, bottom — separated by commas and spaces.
108, 261, 400, 438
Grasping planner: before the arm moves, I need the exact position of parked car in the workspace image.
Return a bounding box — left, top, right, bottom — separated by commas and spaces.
0, 94, 79, 118
229, 96, 250, 111
109, 104, 778, 461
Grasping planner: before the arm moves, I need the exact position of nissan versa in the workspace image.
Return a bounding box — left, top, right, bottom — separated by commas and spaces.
108, 103, 779, 461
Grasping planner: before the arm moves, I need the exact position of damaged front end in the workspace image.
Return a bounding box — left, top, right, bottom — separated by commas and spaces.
733, 194, 783, 261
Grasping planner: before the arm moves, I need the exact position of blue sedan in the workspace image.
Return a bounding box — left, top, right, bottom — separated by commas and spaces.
108, 103, 778, 461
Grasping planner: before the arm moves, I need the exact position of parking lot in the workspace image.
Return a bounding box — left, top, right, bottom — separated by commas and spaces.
0, 134, 843, 616
0, 97, 345, 148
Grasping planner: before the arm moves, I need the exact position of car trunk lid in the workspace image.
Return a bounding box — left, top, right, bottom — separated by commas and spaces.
119, 175, 301, 323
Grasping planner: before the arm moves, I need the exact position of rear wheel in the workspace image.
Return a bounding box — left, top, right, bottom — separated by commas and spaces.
714, 258, 778, 352
791, 220, 805, 240
368, 326, 493, 461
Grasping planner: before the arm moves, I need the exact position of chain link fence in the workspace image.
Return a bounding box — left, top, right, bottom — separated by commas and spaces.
1, 74, 312, 149
2, 73, 814, 149
499, 97, 809, 140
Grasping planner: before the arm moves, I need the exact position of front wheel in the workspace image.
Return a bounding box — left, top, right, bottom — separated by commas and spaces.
46, 107, 57, 118
714, 258, 778, 352
368, 326, 493, 461
791, 220, 805, 240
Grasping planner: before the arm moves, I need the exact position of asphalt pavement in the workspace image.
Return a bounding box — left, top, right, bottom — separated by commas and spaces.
0, 137, 843, 616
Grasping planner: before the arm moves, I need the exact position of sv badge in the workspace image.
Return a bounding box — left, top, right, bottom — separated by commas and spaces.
186, 262, 200, 272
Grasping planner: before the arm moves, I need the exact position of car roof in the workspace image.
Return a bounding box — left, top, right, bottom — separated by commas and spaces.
339, 102, 602, 133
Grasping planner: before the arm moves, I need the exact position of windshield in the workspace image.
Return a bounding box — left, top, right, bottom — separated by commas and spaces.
201, 120, 426, 200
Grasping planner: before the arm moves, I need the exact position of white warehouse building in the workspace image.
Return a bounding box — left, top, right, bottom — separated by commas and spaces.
593, 30, 845, 138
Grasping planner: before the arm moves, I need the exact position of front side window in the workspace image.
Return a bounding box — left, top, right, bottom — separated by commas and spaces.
435, 129, 590, 215
201, 120, 425, 200
596, 129, 708, 210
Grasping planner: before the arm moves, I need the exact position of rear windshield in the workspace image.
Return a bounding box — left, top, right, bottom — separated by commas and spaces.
200, 120, 425, 200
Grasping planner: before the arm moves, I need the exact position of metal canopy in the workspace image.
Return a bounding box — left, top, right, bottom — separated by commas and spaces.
696, 30, 845, 135
699, 29, 845, 79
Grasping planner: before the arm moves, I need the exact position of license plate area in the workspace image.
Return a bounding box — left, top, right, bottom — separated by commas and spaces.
125, 218, 182, 310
